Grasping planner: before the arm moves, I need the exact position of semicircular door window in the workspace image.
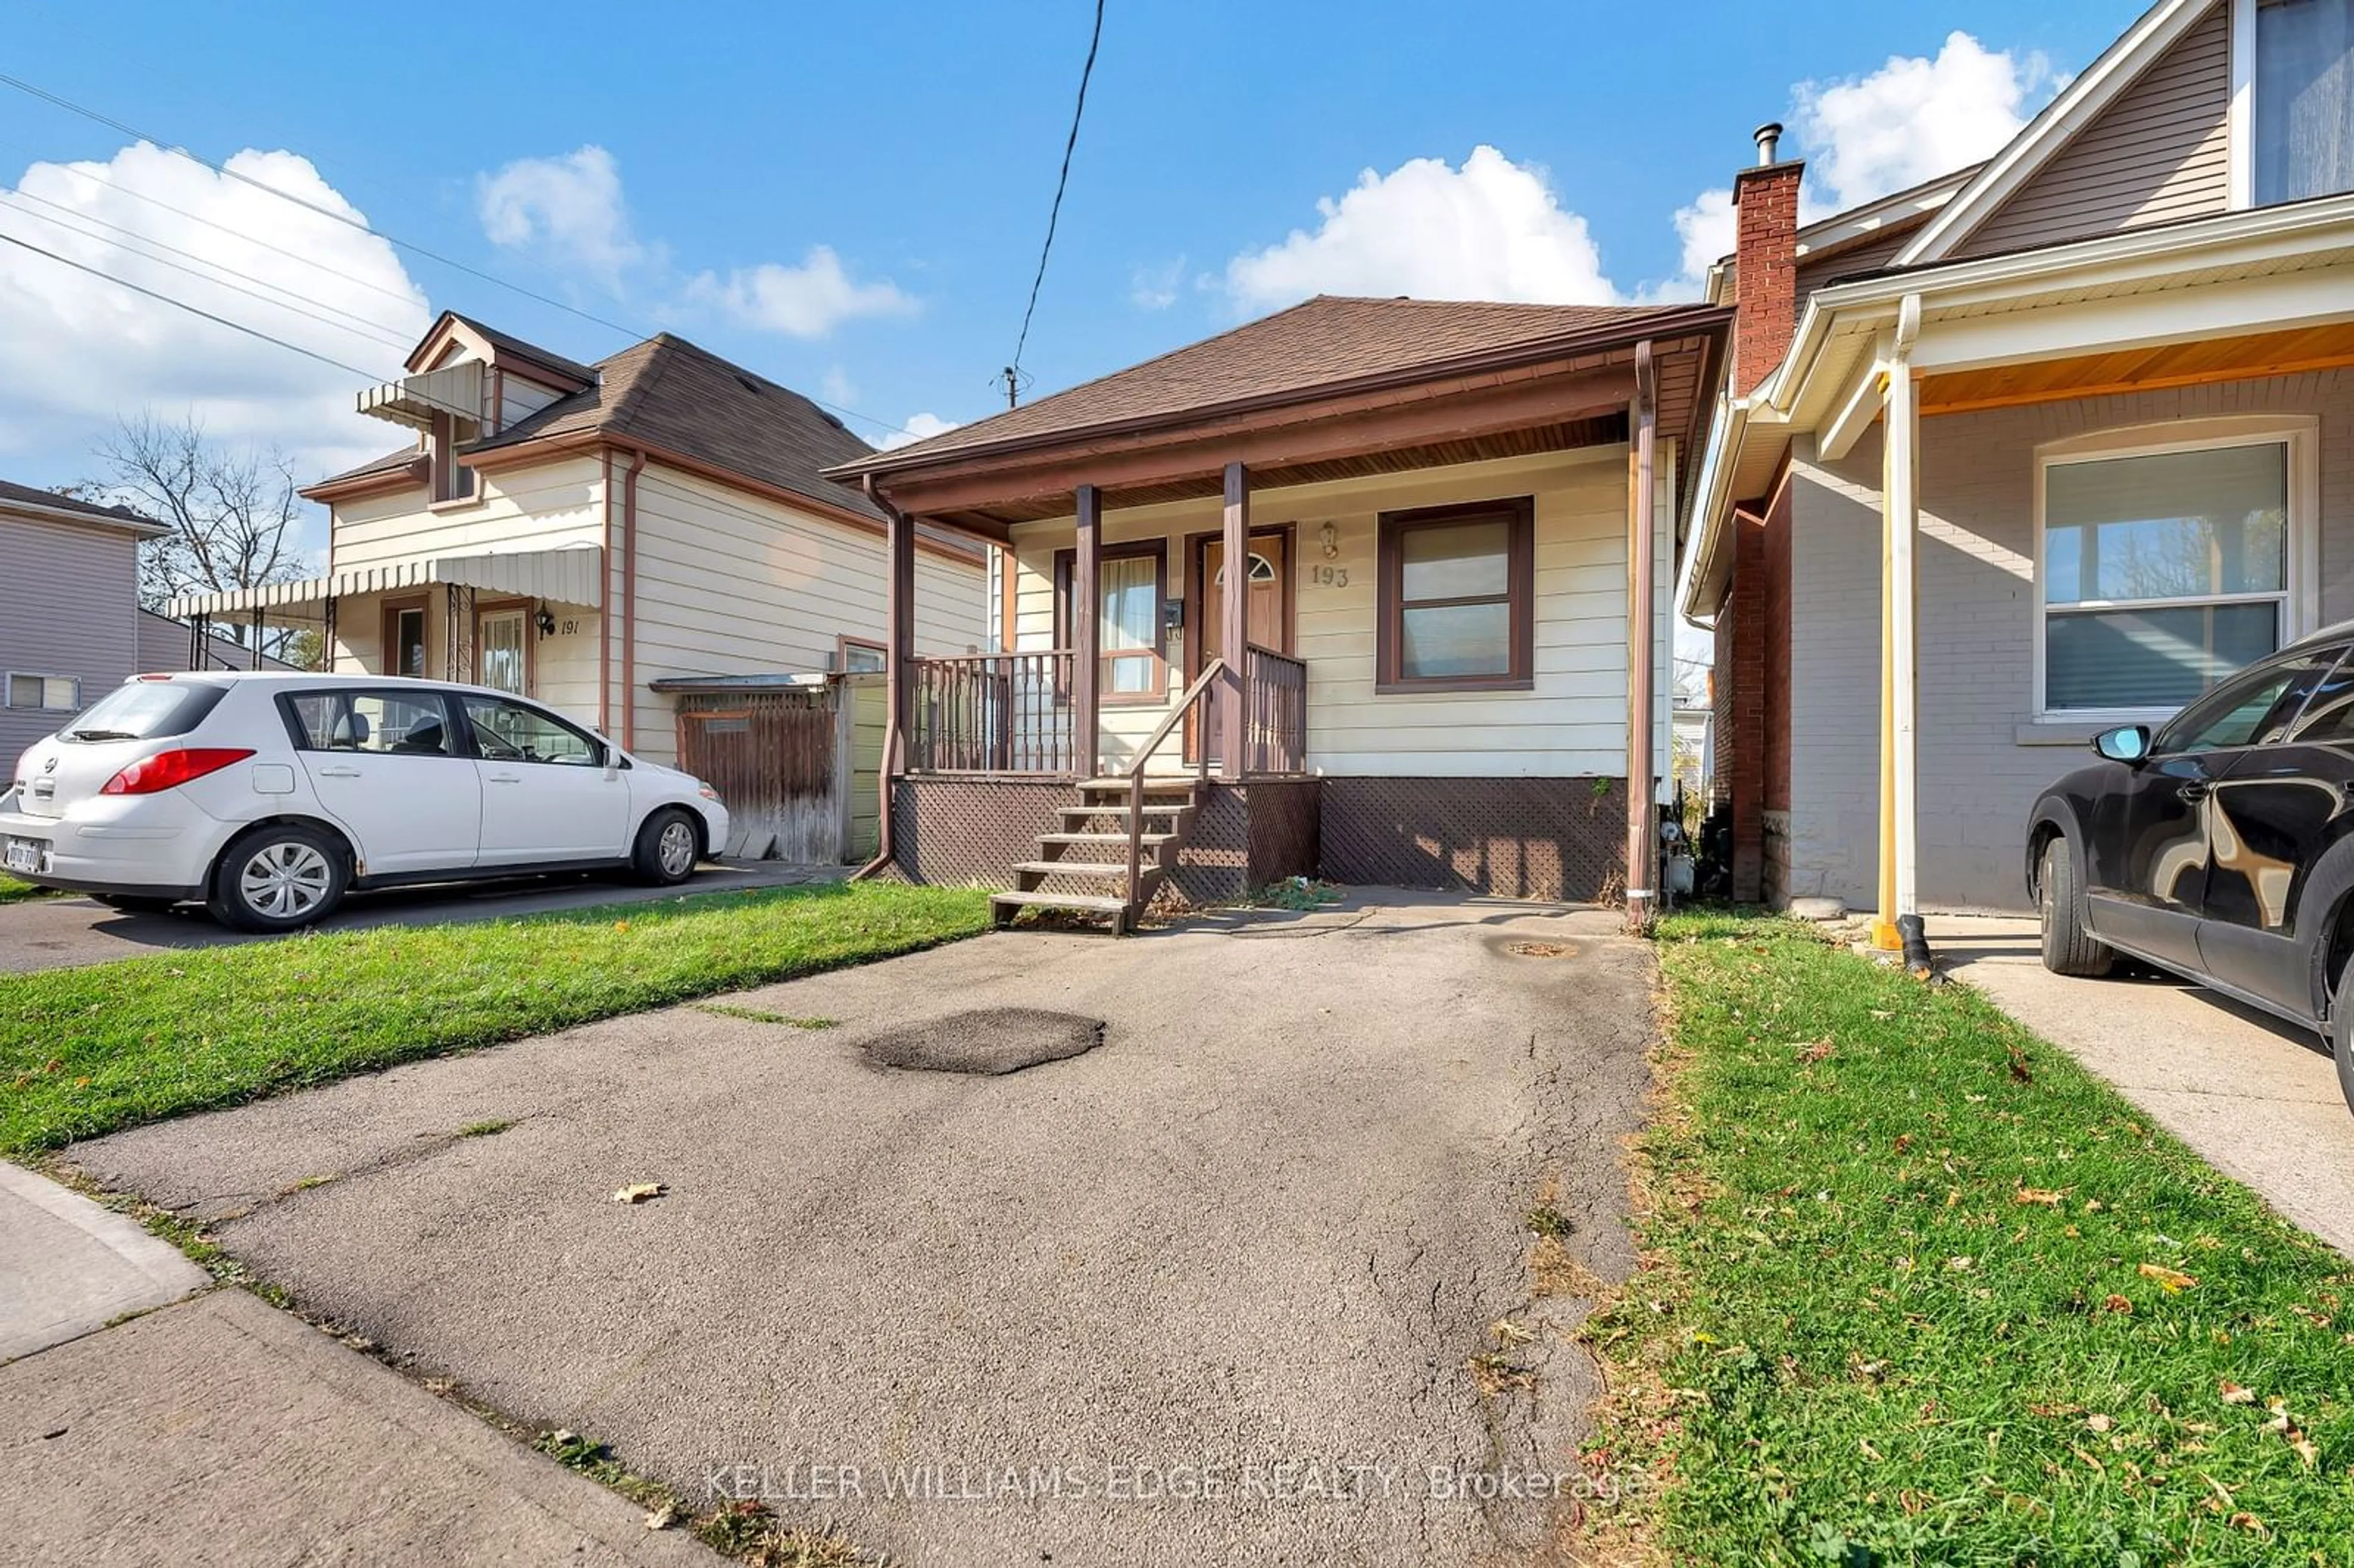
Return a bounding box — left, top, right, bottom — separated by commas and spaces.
1213, 552, 1277, 587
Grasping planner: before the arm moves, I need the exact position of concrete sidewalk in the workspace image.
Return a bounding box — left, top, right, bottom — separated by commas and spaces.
0, 1161, 715, 1565
1934, 915, 2354, 1258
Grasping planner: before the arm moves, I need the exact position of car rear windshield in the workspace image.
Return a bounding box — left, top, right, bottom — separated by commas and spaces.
56, 680, 231, 743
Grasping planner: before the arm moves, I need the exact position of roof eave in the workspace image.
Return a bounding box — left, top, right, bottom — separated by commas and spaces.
828, 302, 1734, 485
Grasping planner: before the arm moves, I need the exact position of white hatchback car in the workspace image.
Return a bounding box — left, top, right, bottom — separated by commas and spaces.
1, 672, 729, 931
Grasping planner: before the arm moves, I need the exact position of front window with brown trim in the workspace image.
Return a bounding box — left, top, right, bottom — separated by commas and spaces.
1376, 498, 1534, 692
1054, 541, 1168, 702
428, 411, 479, 504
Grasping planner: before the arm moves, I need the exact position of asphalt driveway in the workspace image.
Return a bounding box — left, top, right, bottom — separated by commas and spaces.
0, 859, 839, 974
1936, 914, 2354, 1259
62, 893, 1655, 1566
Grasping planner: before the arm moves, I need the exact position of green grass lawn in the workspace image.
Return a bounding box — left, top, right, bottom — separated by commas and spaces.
0, 873, 53, 904
0, 881, 988, 1155
1582, 910, 2354, 1566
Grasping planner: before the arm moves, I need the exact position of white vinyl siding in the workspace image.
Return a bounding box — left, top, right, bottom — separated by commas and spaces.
1957, 0, 2232, 257
1005, 446, 1672, 778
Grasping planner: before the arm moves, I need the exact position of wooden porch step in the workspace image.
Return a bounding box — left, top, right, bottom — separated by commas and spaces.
1011, 859, 1131, 879
1037, 831, 1175, 849
990, 891, 1130, 924
1057, 802, 1188, 821
1077, 777, 1200, 794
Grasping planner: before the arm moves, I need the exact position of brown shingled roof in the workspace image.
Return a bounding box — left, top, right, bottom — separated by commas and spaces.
0, 478, 164, 531
467, 332, 889, 525
836, 295, 1691, 473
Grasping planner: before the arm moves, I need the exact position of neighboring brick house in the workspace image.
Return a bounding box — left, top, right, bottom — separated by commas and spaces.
1688, 0, 2354, 919
0, 480, 166, 766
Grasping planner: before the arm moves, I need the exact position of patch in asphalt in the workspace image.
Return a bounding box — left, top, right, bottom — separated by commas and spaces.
857, 1007, 1106, 1075
1493, 938, 1579, 959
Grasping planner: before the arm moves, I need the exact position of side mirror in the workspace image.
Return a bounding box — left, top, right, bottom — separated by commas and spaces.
599, 743, 620, 774
2093, 724, 2151, 764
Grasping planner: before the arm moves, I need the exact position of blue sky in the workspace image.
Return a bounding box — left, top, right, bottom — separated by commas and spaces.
0, 0, 2150, 504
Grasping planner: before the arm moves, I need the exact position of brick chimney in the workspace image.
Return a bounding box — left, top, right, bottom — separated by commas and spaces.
1732, 123, 1804, 399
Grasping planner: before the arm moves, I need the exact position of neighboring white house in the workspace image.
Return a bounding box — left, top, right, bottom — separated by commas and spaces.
0, 479, 166, 767
167, 311, 992, 772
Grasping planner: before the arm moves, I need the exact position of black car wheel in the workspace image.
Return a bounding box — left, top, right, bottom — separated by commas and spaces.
208, 823, 349, 932
631, 808, 701, 887
2331, 960, 2354, 1120
2038, 836, 2115, 978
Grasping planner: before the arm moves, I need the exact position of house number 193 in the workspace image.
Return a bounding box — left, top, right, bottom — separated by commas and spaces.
1310, 565, 1349, 588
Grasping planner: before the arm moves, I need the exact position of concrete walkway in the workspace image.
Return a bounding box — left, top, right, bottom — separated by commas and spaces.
0, 1160, 207, 1361
64, 893, 1656, 1567
1933, 914, 2354, 1258
0, 859, 842, 975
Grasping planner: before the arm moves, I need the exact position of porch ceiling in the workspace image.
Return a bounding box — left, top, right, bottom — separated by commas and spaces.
1920, 320, 2354, 416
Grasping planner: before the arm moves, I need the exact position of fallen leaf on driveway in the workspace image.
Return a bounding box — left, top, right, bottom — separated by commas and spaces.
645, 1502, 677, 1531
2139, 1263, 2198, 1293
611, 1182, 666, 1205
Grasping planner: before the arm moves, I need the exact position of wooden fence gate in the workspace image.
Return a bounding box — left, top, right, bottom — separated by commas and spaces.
669, 674, 882, 862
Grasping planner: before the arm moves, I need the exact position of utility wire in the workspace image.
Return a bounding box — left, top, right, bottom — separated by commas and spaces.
0, 230, 389, 380
0, 192, 416, 349
1007, 0, 1105, 397
0, 71, 927, 444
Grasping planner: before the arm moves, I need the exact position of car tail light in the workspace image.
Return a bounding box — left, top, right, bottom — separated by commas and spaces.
100, 748, 255, 795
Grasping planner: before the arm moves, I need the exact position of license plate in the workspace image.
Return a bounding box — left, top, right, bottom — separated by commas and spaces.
4, 837, 42, 875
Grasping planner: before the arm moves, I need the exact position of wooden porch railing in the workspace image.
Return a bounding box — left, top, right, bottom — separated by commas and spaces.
1243, 644, 1307, 775
1124, 657, 1223, 921
908, 650, 1076, 774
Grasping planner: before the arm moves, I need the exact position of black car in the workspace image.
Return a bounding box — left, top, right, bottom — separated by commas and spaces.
2028, 628, 2354, 1114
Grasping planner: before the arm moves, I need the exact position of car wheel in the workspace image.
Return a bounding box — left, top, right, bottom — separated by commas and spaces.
2038, 835, 2115, 978
633, 808, 701, 887
208, 823, 348, 932
96, 894, 179, 915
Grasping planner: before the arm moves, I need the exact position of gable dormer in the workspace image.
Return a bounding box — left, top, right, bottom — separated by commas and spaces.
1904, 0, 2354, 267
356, 312, 600, 504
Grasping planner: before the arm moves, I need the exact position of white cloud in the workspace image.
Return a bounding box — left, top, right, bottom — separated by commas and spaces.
684, 246, 916, 338
1130, 256, 1185, 310
876, 412, 957, 452
0, 142, 432, 497
1224, 146, 1618, 311
1653, 32, 2057, 296
476, 145, 647, 289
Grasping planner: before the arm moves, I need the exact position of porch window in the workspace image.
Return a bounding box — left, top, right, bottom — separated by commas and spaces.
1054, 541, 1167, 702
2041, 440, 2290, 713
2255, 0, 2354, 205
1376, 498, 1534, 692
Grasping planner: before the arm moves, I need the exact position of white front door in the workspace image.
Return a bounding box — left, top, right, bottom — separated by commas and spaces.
478, 609, 528, 695
457, 693, 630, 863
284, 688, 483, 873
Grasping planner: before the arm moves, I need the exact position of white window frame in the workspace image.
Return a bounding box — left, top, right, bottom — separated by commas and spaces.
2032, 414, 2320, 723
3, 672, 80, 712
2228, 0, 2354, 209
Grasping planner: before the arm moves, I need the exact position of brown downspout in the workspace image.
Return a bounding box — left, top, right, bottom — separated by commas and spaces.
621, 447, 646, 751
598, 447, 614, 733
853, 476, 910, 881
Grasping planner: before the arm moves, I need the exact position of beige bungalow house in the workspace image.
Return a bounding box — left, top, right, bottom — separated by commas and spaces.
167, 314, 991, 834
1687, 0, 2354, 932
825, 294, 1729, 929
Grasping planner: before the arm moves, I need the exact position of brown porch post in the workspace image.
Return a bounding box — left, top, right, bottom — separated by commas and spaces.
1625, 341, 1659, 930
886, 503, 917, 774
1219, 462, 1247, 782
1073, 484, 1102, 777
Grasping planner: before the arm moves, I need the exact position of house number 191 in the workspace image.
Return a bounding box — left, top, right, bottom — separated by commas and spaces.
1310, 565, 1349, 587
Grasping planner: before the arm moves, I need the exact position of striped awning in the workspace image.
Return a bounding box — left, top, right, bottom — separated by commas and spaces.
357, 361, 484, 429
165, 546, 604, 620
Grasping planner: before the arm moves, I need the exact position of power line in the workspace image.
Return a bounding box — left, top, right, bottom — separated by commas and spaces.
0, 192, 416, 349
0, 229, 389, 380
1007, 0, 1105, 400
0, 70, 928, 444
